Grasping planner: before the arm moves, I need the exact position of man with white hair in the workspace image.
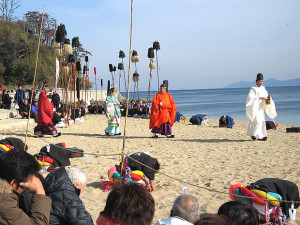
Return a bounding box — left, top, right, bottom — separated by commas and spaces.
154, 194, 200, 225
43, 167, 93, 225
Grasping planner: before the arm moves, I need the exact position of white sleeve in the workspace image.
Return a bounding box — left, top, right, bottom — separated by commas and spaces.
265, 99, 277, 119
246, 87, 259, 122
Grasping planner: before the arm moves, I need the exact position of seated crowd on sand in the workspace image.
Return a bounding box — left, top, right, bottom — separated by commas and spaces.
0, 143, 261, 225
1, 138, 299, 225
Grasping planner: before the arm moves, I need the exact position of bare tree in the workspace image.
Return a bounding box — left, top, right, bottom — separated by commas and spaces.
24, 11, 57, 46
0, 0, 20, 21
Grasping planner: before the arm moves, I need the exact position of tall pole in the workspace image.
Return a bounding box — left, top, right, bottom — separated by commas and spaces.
25, 5, 45, 148
121, 0, 133, 180
156, 50, 159, 92
94, 67, 98, 113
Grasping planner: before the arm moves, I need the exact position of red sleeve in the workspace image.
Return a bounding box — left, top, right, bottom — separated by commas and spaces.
149, 93, 160, 129
168, 93, 177, 126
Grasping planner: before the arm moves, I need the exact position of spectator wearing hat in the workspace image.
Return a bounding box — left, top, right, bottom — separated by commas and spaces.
34, 84, 61, 137
150, 83, 177, 138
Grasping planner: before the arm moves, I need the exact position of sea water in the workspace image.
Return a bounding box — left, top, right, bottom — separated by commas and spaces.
121, 86, 300, 126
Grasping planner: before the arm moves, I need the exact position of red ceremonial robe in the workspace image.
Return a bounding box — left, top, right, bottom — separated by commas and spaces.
38, 91, 53, 126
149, 92, 177, 129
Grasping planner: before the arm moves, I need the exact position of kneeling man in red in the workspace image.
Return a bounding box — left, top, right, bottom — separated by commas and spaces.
34, 84, 61, 137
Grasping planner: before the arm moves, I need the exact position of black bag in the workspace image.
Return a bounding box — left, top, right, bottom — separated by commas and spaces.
69, 148, 84, 158
266, 121, 276, 130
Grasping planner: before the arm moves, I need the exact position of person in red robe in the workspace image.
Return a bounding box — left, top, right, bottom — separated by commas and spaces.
149, 83, 177, 138
34, 84, 61, 137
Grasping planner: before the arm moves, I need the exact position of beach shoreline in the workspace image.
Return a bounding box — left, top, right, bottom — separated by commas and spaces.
6, 114, 300, 224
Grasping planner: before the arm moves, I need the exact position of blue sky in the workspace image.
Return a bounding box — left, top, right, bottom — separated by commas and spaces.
15, 0, 300, 91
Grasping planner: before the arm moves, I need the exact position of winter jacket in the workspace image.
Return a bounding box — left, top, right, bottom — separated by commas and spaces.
0, 178, 51, 225
43, 167, 94, 225
154, 217, 193, 225
19, 103, 30, 114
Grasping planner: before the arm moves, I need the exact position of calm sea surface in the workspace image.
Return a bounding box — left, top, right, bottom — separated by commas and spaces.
121, 86, 300, 126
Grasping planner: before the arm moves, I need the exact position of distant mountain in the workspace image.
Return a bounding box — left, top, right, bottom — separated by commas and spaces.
224, 78, 300, 88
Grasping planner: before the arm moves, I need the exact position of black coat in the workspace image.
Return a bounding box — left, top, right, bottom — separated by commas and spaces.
248, 178, 300, 218
19, 103, 30, 113
43, 167, 94, 225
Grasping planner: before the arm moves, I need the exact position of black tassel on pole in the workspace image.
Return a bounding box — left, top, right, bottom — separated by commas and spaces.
76, 61, 81, 72
107, 80, 110, 96
119, 50, 125, 59
153, 40, 160, 91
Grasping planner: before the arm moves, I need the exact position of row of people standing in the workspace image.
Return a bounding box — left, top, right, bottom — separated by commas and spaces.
0, 84, 36, 110
0, 89, 12, 109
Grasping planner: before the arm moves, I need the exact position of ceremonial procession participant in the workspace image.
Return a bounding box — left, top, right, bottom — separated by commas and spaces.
34, 84, 61, 137
246, 73, 277, 141
150, 83, 177, 138
104, 88, 121, 136
127, 152, 160, 191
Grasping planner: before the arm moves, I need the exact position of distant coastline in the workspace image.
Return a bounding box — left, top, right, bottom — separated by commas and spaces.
224, 78, 300, 89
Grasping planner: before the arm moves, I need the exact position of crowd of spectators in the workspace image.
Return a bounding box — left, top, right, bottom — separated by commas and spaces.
120, 99, 150, 118
0, 141, 273, 225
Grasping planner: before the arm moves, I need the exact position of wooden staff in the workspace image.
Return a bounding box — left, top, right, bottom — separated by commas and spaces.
94, 67, 98, 113
119, 70, 121, 99
64, 67, 70, 125
60, 59, 65, 117
84, 65, 87, 121
122, 59, 127, 91
148, 58, 152, 108
101, 79, 103, 107
71, 64, 75, 124
153, 41, 160, 92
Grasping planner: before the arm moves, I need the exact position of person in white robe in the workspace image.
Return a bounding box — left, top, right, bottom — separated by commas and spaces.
246, 73, 277, 141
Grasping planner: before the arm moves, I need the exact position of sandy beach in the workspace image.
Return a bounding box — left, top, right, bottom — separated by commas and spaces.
5, 114, 300, 224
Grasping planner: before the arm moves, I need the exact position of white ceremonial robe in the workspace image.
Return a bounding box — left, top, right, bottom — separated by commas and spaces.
246, 86, 277, 139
